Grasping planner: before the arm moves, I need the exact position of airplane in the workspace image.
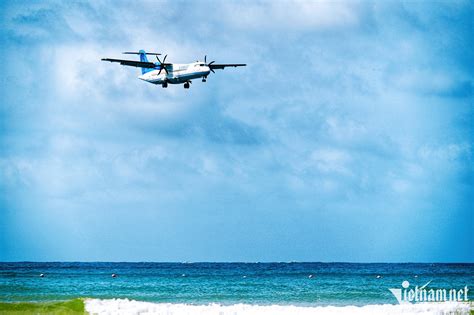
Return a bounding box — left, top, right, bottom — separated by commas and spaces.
101, 50, 246, 89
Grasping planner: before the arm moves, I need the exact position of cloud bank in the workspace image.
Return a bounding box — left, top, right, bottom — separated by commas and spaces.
0, 1, 472, 262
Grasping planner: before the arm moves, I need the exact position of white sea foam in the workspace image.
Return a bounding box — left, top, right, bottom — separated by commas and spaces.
85, 298, 472, 315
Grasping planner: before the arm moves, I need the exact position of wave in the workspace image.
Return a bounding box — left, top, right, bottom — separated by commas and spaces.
85, 299, 472, 315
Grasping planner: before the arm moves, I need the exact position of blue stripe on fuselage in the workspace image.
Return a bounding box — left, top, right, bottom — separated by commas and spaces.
167, 71, 209, 83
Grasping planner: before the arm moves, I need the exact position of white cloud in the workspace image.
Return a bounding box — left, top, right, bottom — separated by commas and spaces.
418, 143, 472, 162
310, 148, 352, 175
221, 1, 360, 31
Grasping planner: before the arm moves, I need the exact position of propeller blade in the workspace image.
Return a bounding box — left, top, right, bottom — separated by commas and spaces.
156, 55, 169, 75
156, 56, 162, 74
207, 60, 216, 73
204, 55, 207, 63
158, 65, 168, 75
162, 55, 169, 74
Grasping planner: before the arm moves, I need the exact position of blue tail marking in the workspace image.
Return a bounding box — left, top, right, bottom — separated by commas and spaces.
139, 50, 154, 75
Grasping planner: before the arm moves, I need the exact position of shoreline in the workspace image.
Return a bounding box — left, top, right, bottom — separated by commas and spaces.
1, 299, 472, 315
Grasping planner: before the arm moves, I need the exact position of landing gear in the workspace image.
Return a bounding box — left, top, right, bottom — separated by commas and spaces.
162, 82, 168, 88
184, 82, 190, 89
202, 76, 207, 83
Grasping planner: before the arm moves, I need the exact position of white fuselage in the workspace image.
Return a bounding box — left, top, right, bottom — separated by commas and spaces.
138, 62, 211, 84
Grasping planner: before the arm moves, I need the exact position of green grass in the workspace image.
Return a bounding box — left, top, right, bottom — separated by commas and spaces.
0, 299, 86, 315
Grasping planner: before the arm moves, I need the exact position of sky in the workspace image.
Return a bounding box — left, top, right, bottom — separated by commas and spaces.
0, 1, 472, 262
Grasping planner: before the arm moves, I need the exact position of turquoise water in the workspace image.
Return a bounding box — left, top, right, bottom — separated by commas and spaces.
1, 262, 473, 306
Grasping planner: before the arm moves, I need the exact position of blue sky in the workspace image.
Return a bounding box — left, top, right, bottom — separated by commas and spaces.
0, 1, 472, 262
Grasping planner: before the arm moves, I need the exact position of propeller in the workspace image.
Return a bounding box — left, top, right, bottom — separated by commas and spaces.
156, 55, 169, 75
204, 55, 215, 73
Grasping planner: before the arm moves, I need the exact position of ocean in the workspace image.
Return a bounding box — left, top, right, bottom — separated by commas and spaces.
1, 262, 473, 314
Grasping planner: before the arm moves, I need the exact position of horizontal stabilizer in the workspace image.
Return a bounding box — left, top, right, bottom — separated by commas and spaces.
123, 52, 161, 55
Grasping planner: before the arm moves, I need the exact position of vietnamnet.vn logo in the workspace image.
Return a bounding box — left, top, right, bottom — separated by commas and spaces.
389, 280, 469, 303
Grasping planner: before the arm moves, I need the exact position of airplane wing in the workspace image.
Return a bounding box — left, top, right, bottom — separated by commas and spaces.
101, 58, 157, 69
209, 64, 246, 70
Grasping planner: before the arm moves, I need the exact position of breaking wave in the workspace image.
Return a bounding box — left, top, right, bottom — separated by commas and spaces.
85, 298, 472, 314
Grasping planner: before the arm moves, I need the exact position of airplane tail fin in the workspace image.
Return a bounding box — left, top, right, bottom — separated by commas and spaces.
138, 50, 153, 75
123, 50, 157, 75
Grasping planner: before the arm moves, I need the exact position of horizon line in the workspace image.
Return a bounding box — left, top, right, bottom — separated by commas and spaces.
1, 261, 473, 264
